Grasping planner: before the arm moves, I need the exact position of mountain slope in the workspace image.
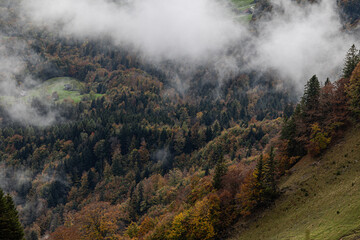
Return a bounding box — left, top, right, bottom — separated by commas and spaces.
230, 124, 360, 240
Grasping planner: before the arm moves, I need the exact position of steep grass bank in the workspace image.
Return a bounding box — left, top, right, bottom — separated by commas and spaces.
230, 125, 360, 240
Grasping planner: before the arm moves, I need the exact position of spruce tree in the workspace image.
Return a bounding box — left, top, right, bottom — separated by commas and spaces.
267, 147, 276, 193
255, 155, 264, 184
325, 78, 331, 86
111, 154, 123, 176
212, 145, 227, 190
254, 155, 264, 200
253, 155, 265, 206
343, 44, 360, 79
213, 160, 227, 190
347, 52, 360, 115
0, 189, 24, 240
302, 75, 320, 111
263, 147, 277, 202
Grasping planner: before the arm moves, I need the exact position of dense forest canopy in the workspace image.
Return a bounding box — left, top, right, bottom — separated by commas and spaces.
0, 0, 359, 239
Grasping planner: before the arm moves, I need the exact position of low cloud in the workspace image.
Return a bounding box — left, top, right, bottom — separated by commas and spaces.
0, 165, 32, 198
251, 0, 358, 87
18, 0, 360, 92
22, 0, 245, 63
0, 36, 57, 126
0, 164, 69, 225
22, 0, 248, 92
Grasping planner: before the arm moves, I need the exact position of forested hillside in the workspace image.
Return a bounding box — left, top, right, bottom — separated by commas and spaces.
0, 0, 359, 240
230, 61, 360, 240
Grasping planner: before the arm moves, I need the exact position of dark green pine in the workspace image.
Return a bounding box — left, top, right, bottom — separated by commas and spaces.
0, 189, 24, 240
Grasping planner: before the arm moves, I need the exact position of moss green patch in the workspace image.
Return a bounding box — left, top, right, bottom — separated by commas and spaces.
0, 77, 103, 105
231, 0, 254, 23
232, 0, 254, 8
28, 77, 85, 103
230, 125, 360, 240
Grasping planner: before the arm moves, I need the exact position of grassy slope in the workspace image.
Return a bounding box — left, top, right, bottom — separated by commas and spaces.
231, 0, 255, 22
232, 0, 254, 9
0, 77, 103, 104
230, 125, 360, 240
28, 77, 85, 102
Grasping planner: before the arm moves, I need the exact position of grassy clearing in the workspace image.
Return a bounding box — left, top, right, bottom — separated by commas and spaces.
231, 0, 255, 22
233, 0, 254, 8
28, 77, 85, 103
230, 125, 360, 240
0, 77, 103, 105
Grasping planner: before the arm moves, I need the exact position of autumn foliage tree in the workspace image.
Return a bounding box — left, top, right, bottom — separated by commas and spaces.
167, 194, 220, 240
51, 202, 122, 240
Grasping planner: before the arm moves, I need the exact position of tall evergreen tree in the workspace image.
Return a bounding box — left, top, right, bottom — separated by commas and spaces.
212, 145, 227, 190
253, 155, 265, 206
325, 78, 331, 86
302, 75, 321, 111
345, 44, 360, 116
266, 147, 276, 193
343, 44, 360, 78
255, 155, 264, 184
0, 189, 24, 240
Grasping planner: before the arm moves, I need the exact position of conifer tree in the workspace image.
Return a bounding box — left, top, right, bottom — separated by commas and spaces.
129, 183, 144, 221
254, 155, 265, 203
343, 44, 360, 78
262, 147, 277, 203
0, 189, 24, 240
325, 78, 331, 86
346, 46, 360, 115
212, 145, 227, 190
111, 152, 124, 176
302, 75, 320, 111
266, 147, 276, 193
255, 155, 264, 184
